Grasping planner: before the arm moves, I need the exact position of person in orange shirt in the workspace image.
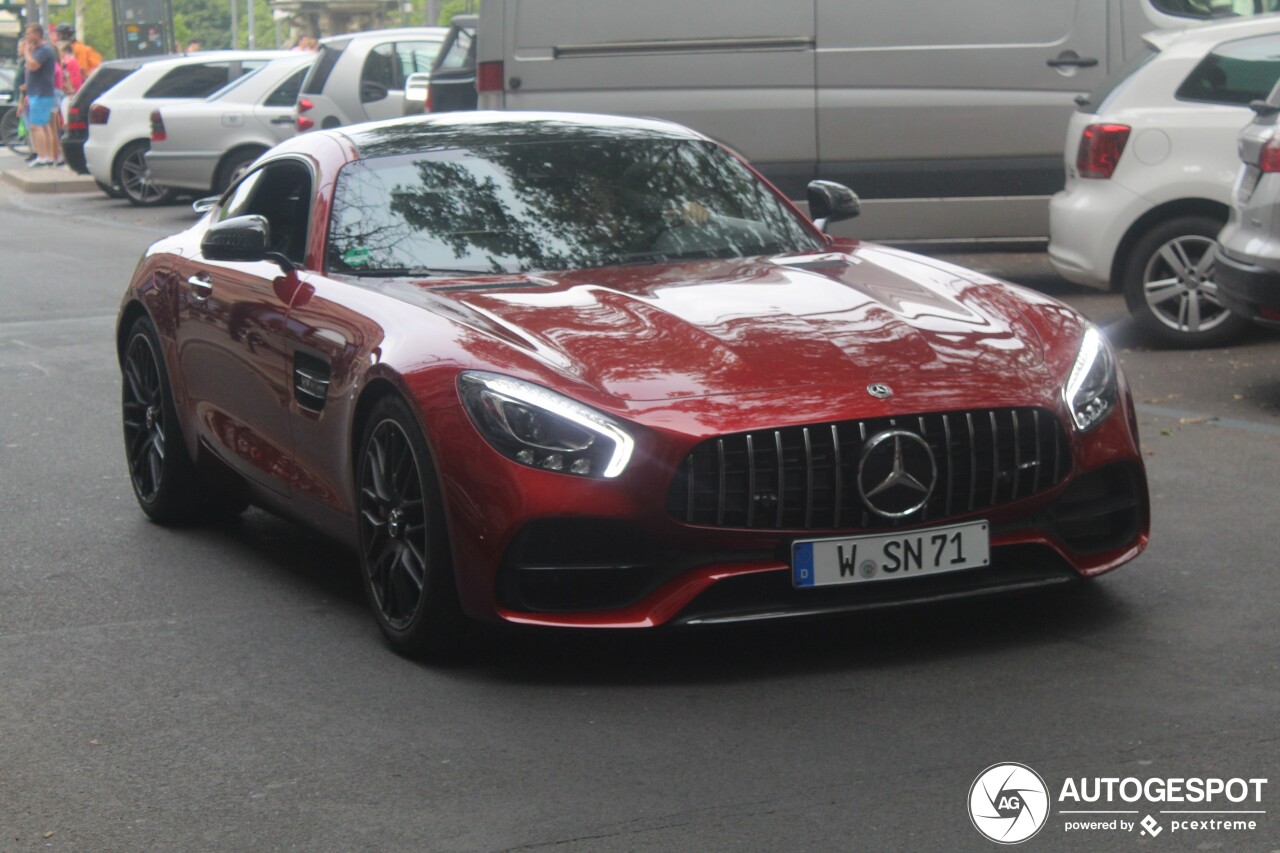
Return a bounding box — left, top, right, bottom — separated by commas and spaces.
54, 24, 101, 77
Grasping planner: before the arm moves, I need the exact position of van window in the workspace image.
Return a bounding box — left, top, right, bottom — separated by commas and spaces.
1149, 0, 1280, 18
362, 43, 398, 97
1175, 34, 1280, 106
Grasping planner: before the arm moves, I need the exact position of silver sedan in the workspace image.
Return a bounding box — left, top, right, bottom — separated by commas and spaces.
146, 52, 316, 195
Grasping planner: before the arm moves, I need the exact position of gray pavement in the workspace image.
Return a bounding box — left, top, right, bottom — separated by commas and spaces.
1, 151, 1277, 851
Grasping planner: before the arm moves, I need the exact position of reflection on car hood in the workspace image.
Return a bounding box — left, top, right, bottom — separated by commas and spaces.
385, 246, 1049, 402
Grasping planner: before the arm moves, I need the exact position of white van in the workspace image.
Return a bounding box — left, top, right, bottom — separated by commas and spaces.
475, 0, 1280, 243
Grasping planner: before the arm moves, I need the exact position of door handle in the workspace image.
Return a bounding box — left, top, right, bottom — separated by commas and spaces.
270, 116, 295, 125
1047, 56, 1098, 69
187, 274, 213, 300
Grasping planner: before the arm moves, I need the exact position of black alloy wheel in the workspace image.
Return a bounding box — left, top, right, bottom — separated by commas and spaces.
357, 396, 463, 657
122, 316, 200, 522
117, 140, 177, 207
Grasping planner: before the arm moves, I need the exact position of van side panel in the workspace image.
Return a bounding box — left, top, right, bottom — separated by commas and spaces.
815, 0, 1110, 241
489, 0, 818, 195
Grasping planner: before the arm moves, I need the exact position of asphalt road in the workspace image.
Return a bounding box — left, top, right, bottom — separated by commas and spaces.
1, 161, 1278, 852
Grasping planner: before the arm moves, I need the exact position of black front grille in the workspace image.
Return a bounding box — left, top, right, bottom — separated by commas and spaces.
667, 408, 1071, 531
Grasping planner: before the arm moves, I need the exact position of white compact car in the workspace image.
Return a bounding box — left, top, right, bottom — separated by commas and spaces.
146, 53, 316, 196
83, 50, 285, 206
1048, 16, 1280, 347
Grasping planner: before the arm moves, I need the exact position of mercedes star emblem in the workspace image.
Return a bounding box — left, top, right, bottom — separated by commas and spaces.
867, 383, 893, 399
857, 429, 937, 518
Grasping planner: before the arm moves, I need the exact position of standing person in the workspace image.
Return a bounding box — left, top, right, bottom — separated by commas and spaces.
19, 23, 57, 168
55, 24, 101, 77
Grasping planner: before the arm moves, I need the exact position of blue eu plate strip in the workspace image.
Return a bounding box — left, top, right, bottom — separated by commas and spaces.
793, 542, 815, 588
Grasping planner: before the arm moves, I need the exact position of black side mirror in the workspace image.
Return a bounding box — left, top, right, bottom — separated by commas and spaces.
201, 215, 294, 272
807, 180, 860, 232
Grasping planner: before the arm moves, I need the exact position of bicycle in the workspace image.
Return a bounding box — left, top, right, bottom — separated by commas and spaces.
1, 104, 33, 157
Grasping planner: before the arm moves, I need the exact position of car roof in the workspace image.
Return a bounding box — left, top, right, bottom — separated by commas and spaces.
1144, 13, 1280, 55
333, 111, 710, 159
319, 26, 447, 46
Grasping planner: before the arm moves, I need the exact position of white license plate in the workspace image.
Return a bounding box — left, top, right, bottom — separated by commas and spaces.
792, 520, 990, 588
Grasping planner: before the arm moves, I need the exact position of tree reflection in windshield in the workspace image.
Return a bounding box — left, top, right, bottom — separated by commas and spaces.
326, 136, 820, 275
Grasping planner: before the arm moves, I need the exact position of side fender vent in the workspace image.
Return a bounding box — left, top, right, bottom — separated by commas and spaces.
293, 352, 331, 412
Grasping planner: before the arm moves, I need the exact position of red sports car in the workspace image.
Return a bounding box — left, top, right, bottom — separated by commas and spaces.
118, 112, 1149, 656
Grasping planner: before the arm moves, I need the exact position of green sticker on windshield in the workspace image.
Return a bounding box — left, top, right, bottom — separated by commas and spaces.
342, 246, 372, 267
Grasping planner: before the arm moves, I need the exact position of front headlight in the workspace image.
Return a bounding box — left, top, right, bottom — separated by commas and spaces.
1063, 325, 1118, 431
458, 371, 635, 478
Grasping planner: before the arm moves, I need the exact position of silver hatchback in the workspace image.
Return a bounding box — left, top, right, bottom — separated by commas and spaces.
1217, 80, 1280, 329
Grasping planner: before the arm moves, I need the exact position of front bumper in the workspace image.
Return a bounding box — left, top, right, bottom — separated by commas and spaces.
428, 388, 1149, 630
1215, 248, 1280, 328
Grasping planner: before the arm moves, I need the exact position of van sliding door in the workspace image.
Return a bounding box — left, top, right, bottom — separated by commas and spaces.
815, 0, 1109, 241
497, 0, 817, 197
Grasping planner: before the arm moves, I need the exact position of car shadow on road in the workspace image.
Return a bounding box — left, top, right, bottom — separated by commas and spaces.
454, 579, 1135, 687
185, 505, 1136, 687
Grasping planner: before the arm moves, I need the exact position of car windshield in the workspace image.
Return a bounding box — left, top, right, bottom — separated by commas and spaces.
326, 136, 823, 275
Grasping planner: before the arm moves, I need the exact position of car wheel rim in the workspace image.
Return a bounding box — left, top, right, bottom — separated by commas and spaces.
1142, 235, 1233, 334
122, 332, 166, 504
359, 419, 428, 630
120, 148, 166, 203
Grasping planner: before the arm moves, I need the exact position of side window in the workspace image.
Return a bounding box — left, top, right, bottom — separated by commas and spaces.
1175, 34, 1280, 106
264, 67, 309, 108
361, 43, 397, 101
395, 40, 441, 77
434, 30, 474, 72
215, 162, 313, 265
144, 62, 232, 98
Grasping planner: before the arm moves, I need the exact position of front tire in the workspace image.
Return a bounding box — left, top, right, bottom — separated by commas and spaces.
116, 140, 177, 207
1122, 215, 1250, 348
96, 178, 126, 200
122, 316, 205, 523
357, 396, 464, 658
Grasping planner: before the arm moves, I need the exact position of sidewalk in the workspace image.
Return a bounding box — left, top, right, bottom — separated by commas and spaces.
0, 162, 98, 194
0, 149, 97, 194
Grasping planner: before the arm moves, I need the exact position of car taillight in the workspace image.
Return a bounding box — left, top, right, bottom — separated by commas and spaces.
150, 109, 166, 142
477, 61, 504, 93
66, 105, 86, 132
296, 97, 314, 132
89, 103, 110, 125
1076, 123, 1131, 180
1258, 136, 1280, 173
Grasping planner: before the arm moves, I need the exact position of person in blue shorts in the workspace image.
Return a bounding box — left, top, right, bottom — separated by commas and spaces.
19, 23, 58, 167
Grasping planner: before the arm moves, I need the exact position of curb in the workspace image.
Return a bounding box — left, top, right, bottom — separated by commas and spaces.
1, 166, 99, 194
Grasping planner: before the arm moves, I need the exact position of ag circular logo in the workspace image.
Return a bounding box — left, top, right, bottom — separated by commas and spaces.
968, 763, 1050, 844
857, 429, 937, 518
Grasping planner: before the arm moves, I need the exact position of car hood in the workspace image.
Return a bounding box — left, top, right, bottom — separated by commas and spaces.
381, 246, 1049, 403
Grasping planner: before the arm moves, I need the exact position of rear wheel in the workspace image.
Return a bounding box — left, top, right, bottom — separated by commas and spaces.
1122, 215, 1250, 348
116, 140, 177, 207
215, 147, 265, 193
357, 396, 465, 658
